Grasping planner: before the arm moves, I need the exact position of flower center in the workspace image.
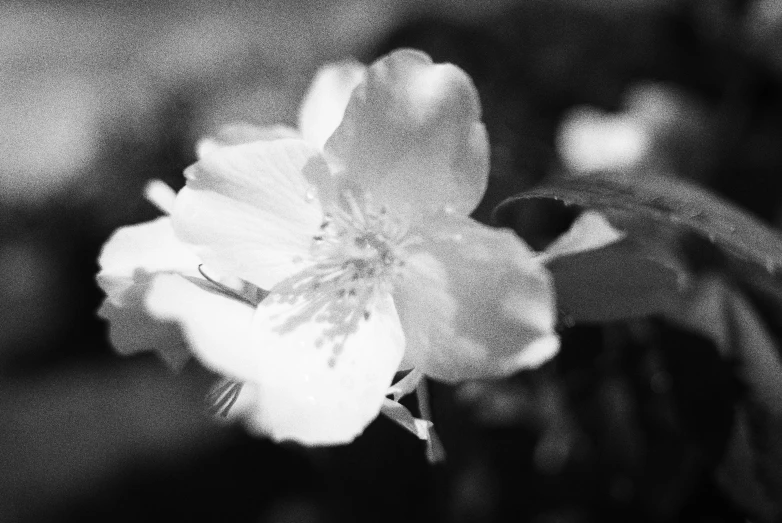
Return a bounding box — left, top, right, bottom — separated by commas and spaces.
277, 192, 420, 369
310, 192, 414, 299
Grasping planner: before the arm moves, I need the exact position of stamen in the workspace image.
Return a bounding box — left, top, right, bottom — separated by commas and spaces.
343, 191, 366, 226
198, 264, 259, 306
308, 191, 418, 306
206, 378, 243, 417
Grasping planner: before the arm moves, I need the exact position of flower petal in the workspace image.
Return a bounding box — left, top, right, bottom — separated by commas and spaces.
239, 279, 405, 444
97, 217, 201, 291
144, 273, 258, 382
298, 60, 366, 151
196, 123, 299, 159
97, 278, 192, 370
172, 139, 336, 290
325, 49, 488, 218
144, 180, 178, 215
96, 217, 202, 367
395, 217, 558, 383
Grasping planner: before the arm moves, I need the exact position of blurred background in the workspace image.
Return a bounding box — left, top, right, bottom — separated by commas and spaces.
3, 0, 782, 521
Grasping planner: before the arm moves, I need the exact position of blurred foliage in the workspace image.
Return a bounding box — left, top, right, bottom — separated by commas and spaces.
4, 0, 782, 522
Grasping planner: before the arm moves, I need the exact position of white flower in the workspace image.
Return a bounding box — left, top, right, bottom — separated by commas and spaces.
556, 105, 651, 175
97, 49, 560, 445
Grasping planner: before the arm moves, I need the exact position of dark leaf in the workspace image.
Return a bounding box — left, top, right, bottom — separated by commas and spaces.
494, 171, 782, 275
721, 288, 782, 522
547, 237, 682, 322
669, 275, 782, 522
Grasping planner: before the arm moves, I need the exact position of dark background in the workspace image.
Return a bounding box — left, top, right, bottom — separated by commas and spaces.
2, 0, 782, 521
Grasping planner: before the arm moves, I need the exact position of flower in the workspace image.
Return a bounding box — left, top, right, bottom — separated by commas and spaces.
97, 49, 561, 446
556, 83, 708, 177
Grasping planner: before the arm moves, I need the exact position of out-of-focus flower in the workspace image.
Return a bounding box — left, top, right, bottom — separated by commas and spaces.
557, 83, 710, 178
98, 49, 561, 446
556, 105, 652, 175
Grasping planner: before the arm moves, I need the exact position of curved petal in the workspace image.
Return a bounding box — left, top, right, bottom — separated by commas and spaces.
172, 139, 337, 290
196, 123, 299, 159
298, 60, 366, 151
96, 217, 201, 368
239, 277, 405, 445
395, 217, 558, 383
97, 217, 200, 291
325, 49, 488, 218
144, 273, 258, 382
97, 278, 192, 370
144, 180, 178, 215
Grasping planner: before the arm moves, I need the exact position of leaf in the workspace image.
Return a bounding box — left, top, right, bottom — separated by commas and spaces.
531, 207, 685, 322
723, 288, 782, 522
492, 171, 782, 518
668, 274, 782, 522
494, 171, 782, 275
546, 237, 683, 322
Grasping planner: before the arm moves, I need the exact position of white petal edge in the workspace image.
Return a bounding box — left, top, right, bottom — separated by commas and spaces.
298, 60, 366, 151
196, 123, 300, 159
325, 49, 489, 219
145, 273, 258, 382
96, 217, 202, 368
395, 217, 558, 383
240, 285, 405, 445
97, 217, 201, 301
144, 180, 177, 215
172, 139, 336, 290
97, 280, 192, 370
